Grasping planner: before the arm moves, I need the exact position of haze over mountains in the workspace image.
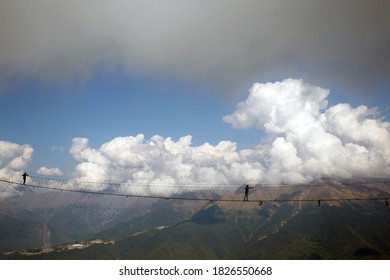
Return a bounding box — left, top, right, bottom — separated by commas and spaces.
1, 178, 389, 260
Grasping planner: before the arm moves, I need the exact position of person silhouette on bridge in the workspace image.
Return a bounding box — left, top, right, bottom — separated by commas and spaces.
22, 172, 29, 185
243, 184, 253, 201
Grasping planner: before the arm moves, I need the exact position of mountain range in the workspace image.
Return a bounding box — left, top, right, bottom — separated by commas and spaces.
1, 178, 389, 259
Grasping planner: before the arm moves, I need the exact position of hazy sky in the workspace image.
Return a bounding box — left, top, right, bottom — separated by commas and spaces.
0, 1, 389, 188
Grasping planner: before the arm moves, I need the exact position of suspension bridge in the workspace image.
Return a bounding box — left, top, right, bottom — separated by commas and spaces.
1, 171, 390, 206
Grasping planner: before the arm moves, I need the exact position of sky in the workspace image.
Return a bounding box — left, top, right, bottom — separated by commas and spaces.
1, 1, 390, 192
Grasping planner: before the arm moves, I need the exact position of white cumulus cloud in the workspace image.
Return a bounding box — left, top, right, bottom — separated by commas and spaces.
224, 79, 390, 181
67, 79, 390, 190
223, 79, 329, 132
70, 135, 246, 186
0, 140, 33, 199
0, 141, 33, 171
37, 166, 63, 176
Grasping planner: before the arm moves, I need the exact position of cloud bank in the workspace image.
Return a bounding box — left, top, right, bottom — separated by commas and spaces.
67, 79, 390, 187
0, 141, 33, 172
1, 79, 389, 195
224, 79, 390, 182
1, 1, 389, 94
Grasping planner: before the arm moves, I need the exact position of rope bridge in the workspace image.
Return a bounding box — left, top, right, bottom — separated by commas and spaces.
1, 172, 389, 205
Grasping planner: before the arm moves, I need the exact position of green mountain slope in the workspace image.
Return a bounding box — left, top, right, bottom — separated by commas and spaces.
0, 190, 136, 251
6, 200, 390, 260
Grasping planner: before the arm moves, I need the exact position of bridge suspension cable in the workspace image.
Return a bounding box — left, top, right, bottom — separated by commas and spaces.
1, 173, 390, 205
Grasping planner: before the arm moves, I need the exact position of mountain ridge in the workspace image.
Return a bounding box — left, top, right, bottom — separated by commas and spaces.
1, 178, 389, 259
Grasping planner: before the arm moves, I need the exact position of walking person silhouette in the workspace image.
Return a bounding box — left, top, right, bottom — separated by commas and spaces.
22, 172, 29, 185
243, 184, 253, 201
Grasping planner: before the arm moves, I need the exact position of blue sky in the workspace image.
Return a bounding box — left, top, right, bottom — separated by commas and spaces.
0, 70, 265, 173
1, 68, 388, 177
1, 1, 389, 184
